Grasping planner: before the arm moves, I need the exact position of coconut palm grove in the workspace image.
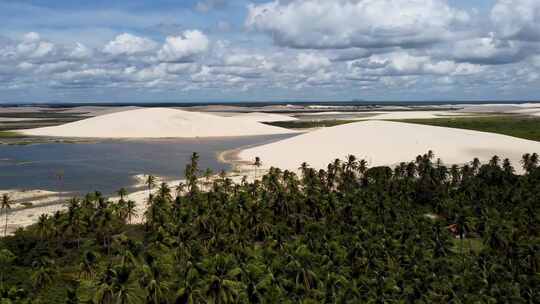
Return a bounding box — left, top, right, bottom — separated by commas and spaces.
0, 151, 539, 303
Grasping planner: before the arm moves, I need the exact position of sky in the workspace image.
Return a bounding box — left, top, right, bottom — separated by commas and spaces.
0, 0, 539, 103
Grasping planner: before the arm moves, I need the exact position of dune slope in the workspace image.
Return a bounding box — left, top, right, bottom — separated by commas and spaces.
239, 120, 540, 171
22, 107, 297, 138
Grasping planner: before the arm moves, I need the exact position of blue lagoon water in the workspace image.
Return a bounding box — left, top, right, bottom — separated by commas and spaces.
0, 135, 291, 195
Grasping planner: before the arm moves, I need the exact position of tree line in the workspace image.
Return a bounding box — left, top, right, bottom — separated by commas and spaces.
0, 151, 539, 303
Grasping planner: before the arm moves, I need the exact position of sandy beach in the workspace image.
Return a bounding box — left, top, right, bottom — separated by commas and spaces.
1, 189, 68, 235
238, 120, 540, 172
3, 171, 259, 234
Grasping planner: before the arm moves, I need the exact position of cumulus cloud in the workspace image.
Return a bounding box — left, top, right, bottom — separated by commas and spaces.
451, 36, 529, 65
491, 0, 540, 41
15, 32, 56, 59
103, 33, 157, 56
1, 3, 538, 103
348, 52, 483, 77
246, 0, 470, 49
224, 54, 273, 69
157, 30, 209, 62
70, 43, 93, 60
295, 53, 331, 71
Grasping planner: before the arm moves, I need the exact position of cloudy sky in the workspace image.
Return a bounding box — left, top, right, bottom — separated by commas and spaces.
1, 0, 539, 103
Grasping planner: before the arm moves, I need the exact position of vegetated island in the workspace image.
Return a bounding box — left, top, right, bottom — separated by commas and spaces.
266, 115, 540, 142
393, 115, 540, 142
0, 151, 539, 303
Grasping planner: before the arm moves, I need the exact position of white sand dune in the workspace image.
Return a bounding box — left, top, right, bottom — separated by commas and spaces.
507, 108, 540, 116
239, 120, 540, 171
21, 107, 297, 138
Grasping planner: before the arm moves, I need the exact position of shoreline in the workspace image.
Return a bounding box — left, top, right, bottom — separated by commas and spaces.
3, 153, 255, 235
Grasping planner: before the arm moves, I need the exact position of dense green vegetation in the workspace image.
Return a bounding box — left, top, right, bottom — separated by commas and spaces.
1, 151, 539, 303
0, 131, 25, 138
266, 115, 540, 142
396, 115, 540, 142
264, 120, 358, 129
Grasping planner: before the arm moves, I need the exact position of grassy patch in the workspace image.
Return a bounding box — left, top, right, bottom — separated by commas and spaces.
264, 119, 359, 129
0, 130, 25, 138
0, 112, 87, 119
394, 115, 540, 142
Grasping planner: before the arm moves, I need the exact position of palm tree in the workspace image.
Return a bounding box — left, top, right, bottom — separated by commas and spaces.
345, 154, 358, 172
299, 162, 310, 179
0, 249, 15, 287
199, 254, 245, 304
112, 264, 139, 304
37, 214, 51, 241
522, 152, 539, 173
358, 159, 368, 176
204, 168, 214, 191
254, 157, 262, 180
117, 188, 128, 201
125, 200, 137, 225
66, 284, 80, 304
502, 158, 514, 174
139, 264, 168, 304
31, 258, 57, 290
531, 153, 539, 167
175, 182, 186, 198
157, 182, 173, 202
471, 158, 481, 174
449, 164, 460, 186
185, 152, 201, 196
2, 193, 12, 237
489, 155, 500, 167
146, 175, 156, 199
95, 265, 115, 304
66, 198, 82, 248
79, 250, 99, 280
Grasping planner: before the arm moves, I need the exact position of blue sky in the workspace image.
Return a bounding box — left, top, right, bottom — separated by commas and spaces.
1, 0, 539, 103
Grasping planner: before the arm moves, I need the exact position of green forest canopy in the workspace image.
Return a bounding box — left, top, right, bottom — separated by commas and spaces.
1, 151, 539, 303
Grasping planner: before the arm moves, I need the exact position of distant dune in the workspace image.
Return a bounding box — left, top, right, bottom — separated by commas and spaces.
239, 120, 540, 171
21, 107, 298, 138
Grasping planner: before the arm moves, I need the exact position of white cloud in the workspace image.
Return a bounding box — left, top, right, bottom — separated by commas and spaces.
348, 52, 483, 77
451, 35, 526, 64
224, 54, 274, 70
295, 53, 331, 71
70, 43, 93, 59
103, 33, 157, 55
246, 0, 470, 49
491, 0, 540, 41
16, 32, 56, 59
157, 30, 209, 62
22, 32, 41, 43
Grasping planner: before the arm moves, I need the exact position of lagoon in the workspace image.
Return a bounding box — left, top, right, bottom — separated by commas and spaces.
0, 134, 291, 195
